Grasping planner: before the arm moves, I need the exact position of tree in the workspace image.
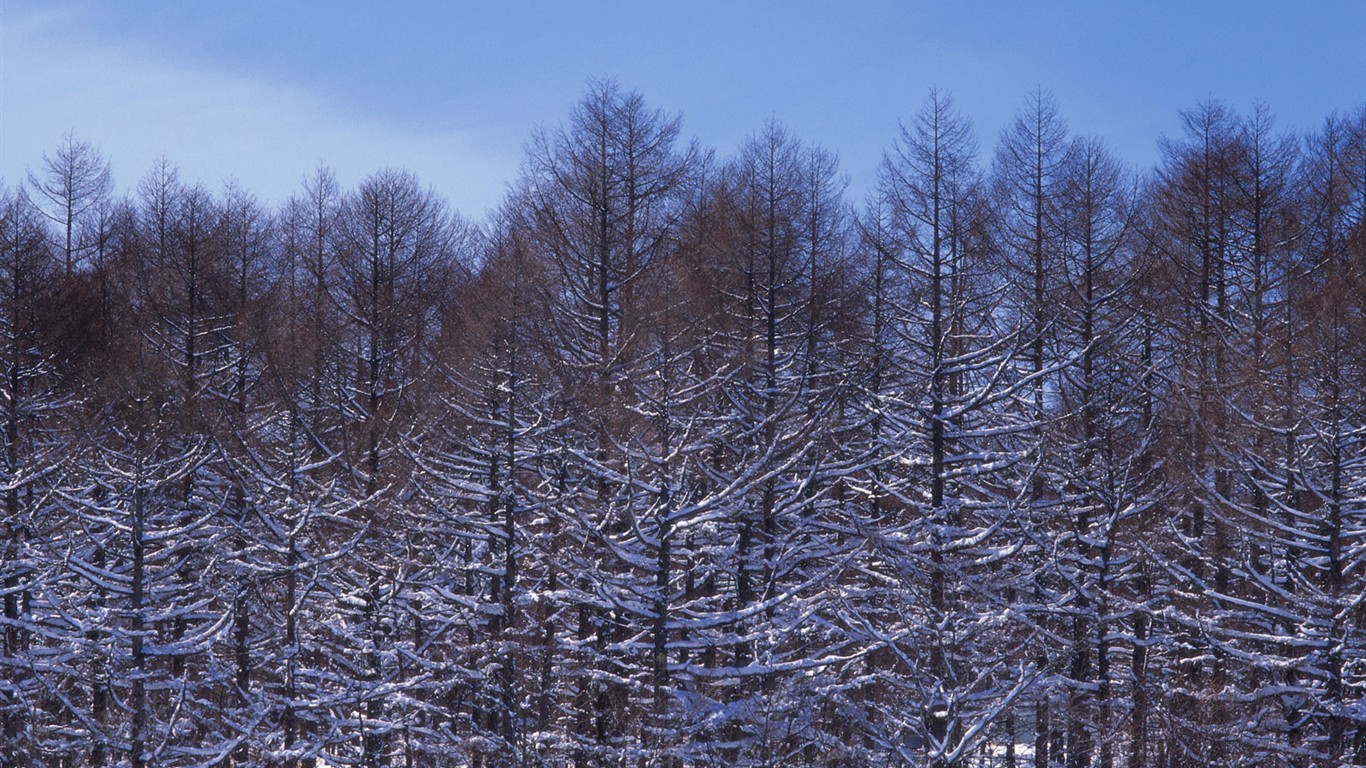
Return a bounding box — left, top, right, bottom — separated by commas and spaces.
991, 90, 1077, 768
323, 167, 471, 767
51, 289, 231, 767
873, 88, 1034, 768
1046, 135, 1157, 768
518, 78, 698, 764
1146, 100, 1247, 764
244, 167, 358, 767
1292, 107, 1366, 763
680, 121, 862, 765
0, 184, 66, 764
26, 131, 113, 276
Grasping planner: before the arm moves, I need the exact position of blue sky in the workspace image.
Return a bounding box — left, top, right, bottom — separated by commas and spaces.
4, 1, 1364, 220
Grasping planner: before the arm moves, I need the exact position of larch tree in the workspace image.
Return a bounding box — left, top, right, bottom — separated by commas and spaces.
1146, 100, 1246, 765
324, 167, 470, 768
519, 78, 697, 766
25, 132, 113, 276
1047, 135, 1156, 768
0, 185, 67, 764
991, 90, 1075, 768
692, 121, 861, 766
873, 88, 1034, 768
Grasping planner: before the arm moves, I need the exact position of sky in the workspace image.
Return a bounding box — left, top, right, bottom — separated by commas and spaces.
3, 1, 1365, 221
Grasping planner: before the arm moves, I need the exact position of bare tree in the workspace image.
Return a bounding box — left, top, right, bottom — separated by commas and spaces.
874, 88, 1034, 768
26, 131, 113, 276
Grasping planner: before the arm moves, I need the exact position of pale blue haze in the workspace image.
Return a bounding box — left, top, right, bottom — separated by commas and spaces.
3, 0, 1363, 218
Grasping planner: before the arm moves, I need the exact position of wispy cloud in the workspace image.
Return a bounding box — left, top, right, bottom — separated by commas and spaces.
1, 7, 513, 218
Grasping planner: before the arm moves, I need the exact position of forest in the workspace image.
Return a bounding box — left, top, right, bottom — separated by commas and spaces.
1, 80, 1364, 768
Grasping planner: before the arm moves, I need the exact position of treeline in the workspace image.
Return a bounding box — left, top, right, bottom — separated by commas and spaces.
0, 80, 1364, 767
